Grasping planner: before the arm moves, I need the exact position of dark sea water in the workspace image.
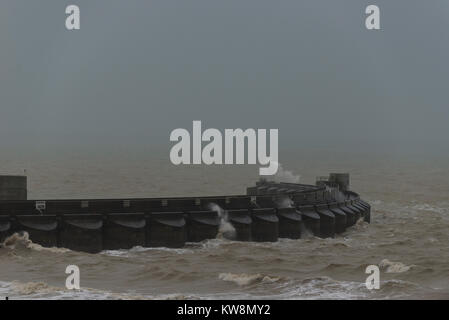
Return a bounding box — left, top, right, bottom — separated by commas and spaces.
1, 150, 448, 299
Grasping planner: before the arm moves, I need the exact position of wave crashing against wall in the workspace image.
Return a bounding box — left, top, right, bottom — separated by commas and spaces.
0, 173, 370, 253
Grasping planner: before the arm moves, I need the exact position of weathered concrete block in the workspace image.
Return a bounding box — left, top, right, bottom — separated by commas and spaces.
0, 176, 27, 200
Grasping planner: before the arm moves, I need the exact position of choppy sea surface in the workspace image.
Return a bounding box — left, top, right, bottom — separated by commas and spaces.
1, 150, 448, 300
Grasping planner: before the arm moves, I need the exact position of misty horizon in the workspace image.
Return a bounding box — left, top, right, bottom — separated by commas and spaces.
1, 0, 448, 157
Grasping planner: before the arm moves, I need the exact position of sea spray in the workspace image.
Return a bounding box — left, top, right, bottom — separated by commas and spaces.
273, 162, 301, 183
1, 232, 70, 253
271, 163, 299, 208
208, 203, 236, 240
2, 231, 35, 250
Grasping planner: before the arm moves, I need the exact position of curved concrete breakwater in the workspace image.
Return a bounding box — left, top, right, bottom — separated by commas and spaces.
0, 173, 370, 253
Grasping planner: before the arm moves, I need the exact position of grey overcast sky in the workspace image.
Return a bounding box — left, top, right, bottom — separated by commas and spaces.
0, 0, 448, 154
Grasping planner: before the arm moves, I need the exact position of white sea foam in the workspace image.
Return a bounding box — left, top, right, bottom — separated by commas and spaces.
409, 204, 446, 214
273, 162, 301, 183
101, 245, 194, 257
208, 203, 237, 240
379, 259, 414, 273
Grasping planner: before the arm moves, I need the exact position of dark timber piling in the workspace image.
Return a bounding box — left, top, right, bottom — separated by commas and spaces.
346, 200, 362, 222
12, 215, 58, 248
315, 204, 336, 238
328, 203, 347, 233
0, 215, 10, 242
358, 200, 371, 223
339, 203, 357, 227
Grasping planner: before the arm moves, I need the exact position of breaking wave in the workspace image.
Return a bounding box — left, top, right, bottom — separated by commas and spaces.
379, 259, 415, 273
273, 162, 301, 183
218, 273, 282, 286
0, 232, 70, 254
